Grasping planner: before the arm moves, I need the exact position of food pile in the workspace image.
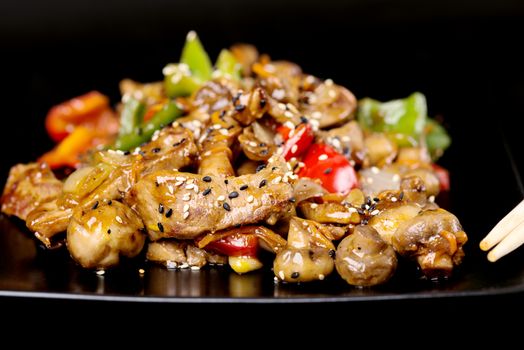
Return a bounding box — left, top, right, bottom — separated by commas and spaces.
0, 32, 466, 286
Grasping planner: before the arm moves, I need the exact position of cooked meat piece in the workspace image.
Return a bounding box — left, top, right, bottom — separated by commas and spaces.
364, 133, 398, 166
392, 208, 468, 279
192, 80, 234, 113
129, 157, 295, 240
396, 147, 431, 166
301, 82, 357, 129
255, 61, 302, 105
335, 225, 397, 287
1, 163, 63, 220
402, 168, 440, 197
319, 120, 365, 162
230, 44, 259, 77
147, 240, 215, 268
238, 126, 276, 161
198, 110, 242, 177
137, 126, 198, 175
369, 204, 421, 245
67, 201, 146, 269
119, 79, 164, 105
26, 199, 72, 247
299, 201, 360, 225
231, 87, 268, 126
273, 216, 335, 283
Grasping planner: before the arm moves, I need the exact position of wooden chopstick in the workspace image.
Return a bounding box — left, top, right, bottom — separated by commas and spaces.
480, 199, 524, 262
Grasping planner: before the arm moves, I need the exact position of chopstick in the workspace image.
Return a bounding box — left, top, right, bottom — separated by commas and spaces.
480, 199, 524, 262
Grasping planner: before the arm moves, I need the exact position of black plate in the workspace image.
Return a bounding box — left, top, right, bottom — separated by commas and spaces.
1, 128, 523, 303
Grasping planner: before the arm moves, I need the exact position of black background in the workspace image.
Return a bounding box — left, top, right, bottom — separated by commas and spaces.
1, 0, 524, 323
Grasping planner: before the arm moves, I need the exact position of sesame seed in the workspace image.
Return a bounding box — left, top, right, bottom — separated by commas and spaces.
116, 216, 123, 224
224, 179, 229, 184
138, 269, 145, 275
223, 202, 231, 211
247, 195, 254, 203
175, 181, 184, 187
371, 209, 380, 216
202, 176, 212, 182
193, 185, 199, 193
165, 208, 173, 218
291, 272, 300, 279
92, 201, 99, 210
183, 204, 190, 212
373, 197, 380, 202
277, 102, 286, 110
284, 111, 294, 118
175, 176, 186, 182
96, 270, 105, 276
182, 194, 191, 201
392, 174, 401, 182
291, 144, 298, 154
107, 200, 112, 205
239, 184, 248, 191
310, 203, 318, 209
371, 166, 379, 174
391, 197, 398, 202
272, 176, 282, 184
429, 195, 435, 203
219, 129, 229, 136
107, 229, 111, 234
157, 222, 164, 232
399, 192, 404, 200
228, 191, 239, 199
185, 184, 195, 190
235, 104, 246, 111
300, 116, 308, 124
217, 195, 226, 201
173, 138, 186, 147
152, 147, 161, 153
323, 167, 332, 174
318, 274, 325, 280
249, 141, 258, 147
203, 188, 211, 196
183, 212, 190, 220
259, 179, 267, 188
256, 164, 267, 172
318, 154, 328, 161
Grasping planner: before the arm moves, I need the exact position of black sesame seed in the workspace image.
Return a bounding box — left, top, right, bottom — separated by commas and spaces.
373, 197, 380, 202
165, 208, 173, 218
157, 222, 164, 232
228, 191, 239, 199
259, 98, 267, 108
259, 179, 267, 188
92, 201, 99, 210
256, 164, 267, 172
329, 249, 336, 258
260, 149, 268, 156
300, 116, 308, 124
399, 192, 404, 200
173, 138, 186, 147
107, 200, 112, 205
323, 167, 332, 174
123, 151, 130, 155
232, 92, 242, 104
158, 203, 164, 214
155, 181, 160, 187
366, 196, 372, 206
152, 147, 161, 153
357, 208, 365, 215
138, 150, 146, 156
239, 185, 248, 191
219, 110, 226, 118
343, 147, 350, 155
223, 202, 231, 211
289, 197, 296, 203
224, 179, 229, 184
259, 142, 267, 147
361, 219, 369, 225
227, 125, 235, 130
235, 104, 246, 112
291, 272, 300, 279
360, 203, 367, 210
202, 188, 212, 196
272, 166, 278, 171
107, 229, 111, 234
202, 176, 212, 182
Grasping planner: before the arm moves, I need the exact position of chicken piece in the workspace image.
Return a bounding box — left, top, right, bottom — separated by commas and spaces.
147, 240, 220, 268
402, 168, 440, 197
198, 110, 242, 178
273, 217, 336, 283
26, 199, 73, 247
129, 157, 295, 240
392, 208, 467, 279
67, 201, 146, 269
231, 87, 268, 126
192, 79, 235, 113
335, 225, 398, 287
1, 163, 63, 220
299, 201, 360, 225
137, 126, 198, 175
301, 82, 357, 129
319, 120, 365, 162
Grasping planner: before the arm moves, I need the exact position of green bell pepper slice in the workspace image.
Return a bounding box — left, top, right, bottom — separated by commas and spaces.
114, 101, 183, 151
180, 31, 213, 81
215, 49, 241, 80
118, 97, 145, 136
163, 63, 202, 98
425, 118, 451, 159
358, 92, 427, 146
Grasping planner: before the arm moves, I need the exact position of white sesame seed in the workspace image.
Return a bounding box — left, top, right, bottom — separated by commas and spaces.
429, 195, 435, 203
291, 144, 298, 154
183, 212, 190, 220
203, 151, 211, 157
366, 177, 374, 184
192, 120, 202, 128
371, 166, 380, 174
302, 221, 309, 227
276, 147, 284, 155
175, 181, 184, 187
272, 176, 282, 184
341, 136, 351, 142
298, 162, 305, 168
96, 270, 105, 276
391, 197, 398, 202
328, 89, 337, 98
172, 121, 180, 128
166, 261, 177, 269
115, 216, 123, 224
332, 138, 342, 149
284, 111, 294, 118
272, 89, 285, 100
186, 178, 195, 184
318, 274, 325, 280
217, 195, 226, 201
348, 207, 357, 213
212, 124, 222, 130
249, 141, 258, 147
392, 174, 401, 182
371, 209, 380, 216
247, 195, 254, 203
283, 175, 289, 183
310, 203, 318, 209
183, 204, 190, 212
185, 184, 194, 190
277, 103, 286, 110
311, 111, 322, 119
349, 160, 356, 166
175, 176, 186, 182
138, 269, 145, 275
286, 103, 299, 113
193, 185, 199, 193
182, 194, 191, 201
318, 154, 328, 161
283, 121, 295, 130
219, 129, 229, 136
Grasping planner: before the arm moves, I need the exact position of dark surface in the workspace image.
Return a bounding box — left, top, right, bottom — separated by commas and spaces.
1, 0, 524, 309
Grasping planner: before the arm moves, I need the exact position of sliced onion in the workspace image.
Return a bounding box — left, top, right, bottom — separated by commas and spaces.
293, 178, 327, 204
251, 121, 275, 146
63, 166, 94, 193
